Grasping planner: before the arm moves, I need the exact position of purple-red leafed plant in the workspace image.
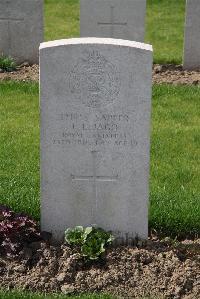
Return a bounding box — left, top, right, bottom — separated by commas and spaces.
0, 205, 41, 257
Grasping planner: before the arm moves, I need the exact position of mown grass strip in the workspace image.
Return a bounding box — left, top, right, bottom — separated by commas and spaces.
0, 290, 115, 299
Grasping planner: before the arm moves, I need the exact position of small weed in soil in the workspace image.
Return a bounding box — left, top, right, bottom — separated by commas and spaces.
0, 54, 16, 72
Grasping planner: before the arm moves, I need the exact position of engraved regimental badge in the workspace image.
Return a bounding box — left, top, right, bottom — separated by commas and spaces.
69, 51, 121, 108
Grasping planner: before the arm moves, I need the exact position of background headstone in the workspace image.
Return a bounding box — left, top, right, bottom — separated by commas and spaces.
40, 38, 152, 243
80, 0, 146, 42
0, 0, 43, 64
183, 0, 200, 69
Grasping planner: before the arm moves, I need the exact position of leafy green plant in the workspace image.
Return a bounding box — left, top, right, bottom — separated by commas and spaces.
0, 54, 16, 72
81, 228, 114, 260
65, 226, 91, 245
65, 226, 114, 260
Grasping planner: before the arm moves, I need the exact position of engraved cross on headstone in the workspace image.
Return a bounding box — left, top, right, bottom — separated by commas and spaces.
0, 1, 24, 55
71, 151, 118, 224
98, 6, 127, 38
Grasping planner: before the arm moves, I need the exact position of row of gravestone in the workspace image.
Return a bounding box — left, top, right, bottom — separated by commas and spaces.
0, 0, 199, 69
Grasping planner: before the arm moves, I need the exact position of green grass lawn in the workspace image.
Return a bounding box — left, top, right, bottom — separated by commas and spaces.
150, 85, 200, 238
0, 291, 115, 299
0, 82, 199, 239
146, 0, 185, 64
44, 0, 186, 64
0, 290, 157, 299
0, 83, 39, 217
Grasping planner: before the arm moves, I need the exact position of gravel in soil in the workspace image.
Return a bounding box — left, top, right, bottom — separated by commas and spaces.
1, 64, 200, 85
0, 238, 199, 299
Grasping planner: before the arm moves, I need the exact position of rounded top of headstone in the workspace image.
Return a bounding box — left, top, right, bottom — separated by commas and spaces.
40, 37, 153, 52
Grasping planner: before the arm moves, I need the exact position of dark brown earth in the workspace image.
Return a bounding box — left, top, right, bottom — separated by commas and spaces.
1, 63, 200, 85
0, 237, 199, 299
153, 64, 200, 85
0, 63, 39, 82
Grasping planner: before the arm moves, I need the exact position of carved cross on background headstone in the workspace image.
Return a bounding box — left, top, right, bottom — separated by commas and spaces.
71, 151, 118, 224
0, 2, 24, 55
98, 6, 127, 38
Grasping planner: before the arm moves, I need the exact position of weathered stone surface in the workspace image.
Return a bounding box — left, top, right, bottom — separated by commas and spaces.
0, 0, 43, 64
80, 0, 146, 42
40, 38, 153, 242
183, 0, 200, 69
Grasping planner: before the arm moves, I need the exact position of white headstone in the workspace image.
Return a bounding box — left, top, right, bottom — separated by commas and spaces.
80, 0, 146, 42
183, 0, 200, 69
0, 0, 43, 64
40, 38, 153, 243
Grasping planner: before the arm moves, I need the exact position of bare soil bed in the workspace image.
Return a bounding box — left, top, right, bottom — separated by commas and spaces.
153, 65, 200, 85
1, 64, 200, 85
0, 63, 39, 82
0, 238, 199, 299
